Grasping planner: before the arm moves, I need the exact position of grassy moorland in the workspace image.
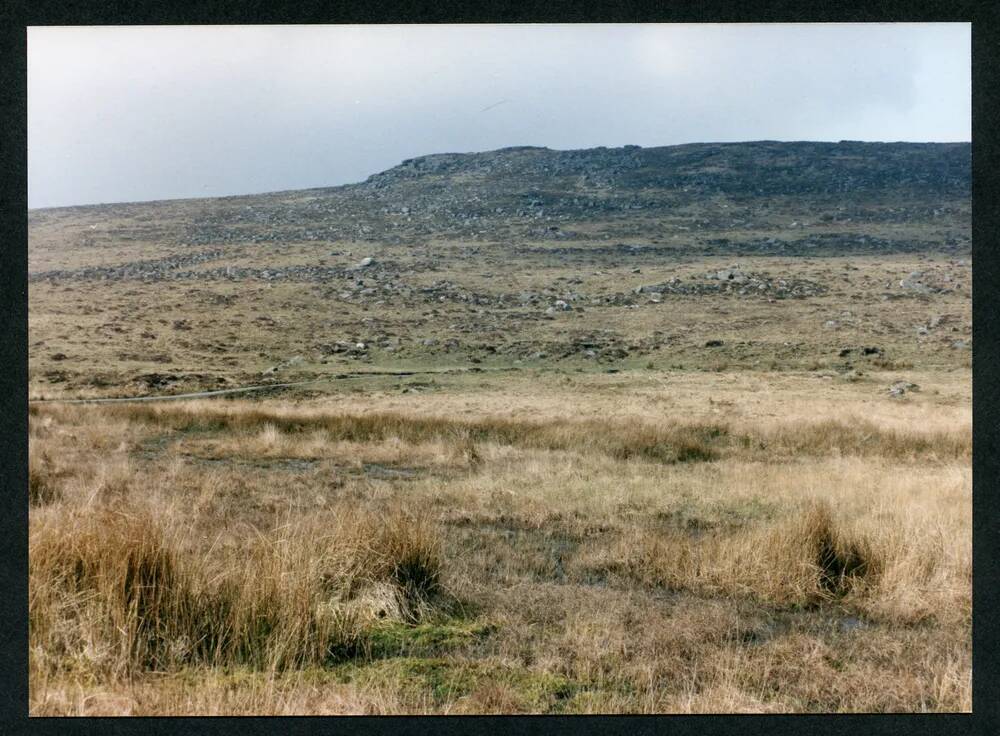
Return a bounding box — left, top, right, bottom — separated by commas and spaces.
28, 142, 971, 714
28, 369, 970, 714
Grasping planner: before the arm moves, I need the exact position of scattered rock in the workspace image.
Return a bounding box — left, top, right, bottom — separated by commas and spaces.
899, 271, 932, 293
710, 267, 748, 284
135, 373, 180, 389
888, 380, 920, 398
625, 270, 826, 302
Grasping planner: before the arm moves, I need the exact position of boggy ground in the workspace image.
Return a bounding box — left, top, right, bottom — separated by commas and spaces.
28, 369, 971, 714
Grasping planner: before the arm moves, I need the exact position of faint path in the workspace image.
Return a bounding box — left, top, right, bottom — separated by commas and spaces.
28, 368, 506, 405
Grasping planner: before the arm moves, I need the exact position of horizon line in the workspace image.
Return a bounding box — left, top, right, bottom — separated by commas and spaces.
28, 138, 972, 212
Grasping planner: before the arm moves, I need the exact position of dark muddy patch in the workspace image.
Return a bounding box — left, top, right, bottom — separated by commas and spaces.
180, 454, 321, 472
361, 463, 424, 480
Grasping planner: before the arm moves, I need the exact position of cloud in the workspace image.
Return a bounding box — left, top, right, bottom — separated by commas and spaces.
28, 23, 970, 208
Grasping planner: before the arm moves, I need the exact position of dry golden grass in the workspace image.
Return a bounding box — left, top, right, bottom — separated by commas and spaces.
30, 496, 446, 678
28, 373, 971, 714
84, 399, 969, 465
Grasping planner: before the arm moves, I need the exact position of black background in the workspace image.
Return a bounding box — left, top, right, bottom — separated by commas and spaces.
1, 2, 996, 735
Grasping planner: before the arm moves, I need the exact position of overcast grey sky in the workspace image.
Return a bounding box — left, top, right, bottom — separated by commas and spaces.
27, 23, 970, 209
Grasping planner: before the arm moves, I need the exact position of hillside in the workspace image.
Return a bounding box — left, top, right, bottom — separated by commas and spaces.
28, 141, 971, 397
30, 141, 970, 268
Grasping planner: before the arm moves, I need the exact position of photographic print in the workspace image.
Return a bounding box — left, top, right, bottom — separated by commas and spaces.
26, 23, 971, 715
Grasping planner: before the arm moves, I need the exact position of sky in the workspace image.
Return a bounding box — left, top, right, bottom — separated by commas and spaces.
27, 23, 971, 209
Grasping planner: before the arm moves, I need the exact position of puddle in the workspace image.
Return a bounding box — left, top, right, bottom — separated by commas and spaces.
837, 616, 869, 633
737, 625, 773, 646
183, 455, 320, 472
361, 463, 423, 480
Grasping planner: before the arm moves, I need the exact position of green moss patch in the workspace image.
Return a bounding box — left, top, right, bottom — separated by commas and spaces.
363, 620, 496, 659
338, 656, 583, 712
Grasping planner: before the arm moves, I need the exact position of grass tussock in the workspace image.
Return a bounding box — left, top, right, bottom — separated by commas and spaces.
30, 507, 183, 676
319, 508, 445, 622
582, 500, 881, 608
29, 443, 65, 506
30, 503, 448, 678
751, 419, 970, 462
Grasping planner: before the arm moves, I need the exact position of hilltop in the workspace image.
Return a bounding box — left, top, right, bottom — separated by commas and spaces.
29, 141, 970, 259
